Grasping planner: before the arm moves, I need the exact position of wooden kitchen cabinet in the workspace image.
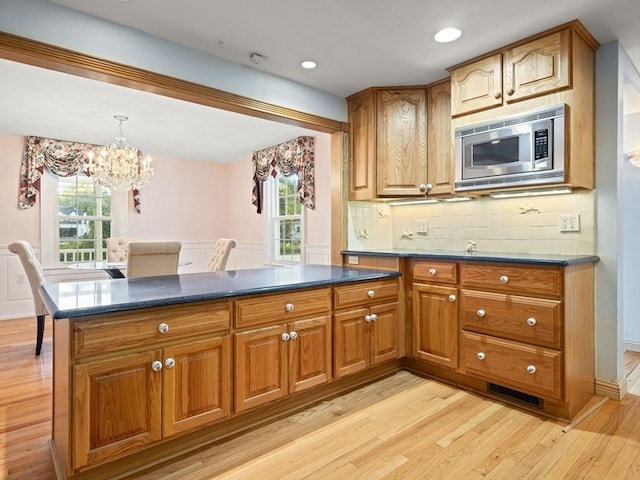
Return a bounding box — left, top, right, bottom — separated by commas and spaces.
426, 80, 454, 195
450, 30, 570, 116
333, 279, 400, 377
348, 89, 376, 200
234, 288, 332, 413
376, 89, 427, 196
70, 301, 232, 469
409, 260, 459, 369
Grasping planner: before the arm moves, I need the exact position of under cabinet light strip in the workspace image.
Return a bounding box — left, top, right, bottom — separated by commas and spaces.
489, 188, 572, 199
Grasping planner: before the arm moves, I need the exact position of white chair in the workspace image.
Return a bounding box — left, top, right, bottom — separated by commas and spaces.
126, 241, 182, 278
106, 237, 141, 262
8, 241, 47, 355
207, 238, 237, 272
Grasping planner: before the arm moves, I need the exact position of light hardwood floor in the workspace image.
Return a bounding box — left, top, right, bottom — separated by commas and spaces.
1, 316, 640, 480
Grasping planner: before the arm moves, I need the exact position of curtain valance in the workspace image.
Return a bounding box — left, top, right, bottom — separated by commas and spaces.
18, 136, 142, 212
251, 136, 315, 213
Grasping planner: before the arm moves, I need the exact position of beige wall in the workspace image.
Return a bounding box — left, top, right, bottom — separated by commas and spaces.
348, 190, 596, 255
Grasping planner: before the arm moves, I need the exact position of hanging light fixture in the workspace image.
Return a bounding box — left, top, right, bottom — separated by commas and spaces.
85, 115, 153, 190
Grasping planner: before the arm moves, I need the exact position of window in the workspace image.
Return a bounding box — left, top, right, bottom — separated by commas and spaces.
266, 174, 303, 264
41, 171, 127, 267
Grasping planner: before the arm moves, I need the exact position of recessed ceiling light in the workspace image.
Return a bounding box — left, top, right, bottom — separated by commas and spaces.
434, 27, 462, 43
301, 60, 317, 69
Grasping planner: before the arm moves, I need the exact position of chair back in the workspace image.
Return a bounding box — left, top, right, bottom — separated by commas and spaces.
126, 241, 182, 278
8, 241, 47, 316
106, 237, 141, 262
208, 238, 237, 272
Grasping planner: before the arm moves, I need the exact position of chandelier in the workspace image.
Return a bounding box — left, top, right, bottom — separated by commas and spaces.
85, 115, 154, 191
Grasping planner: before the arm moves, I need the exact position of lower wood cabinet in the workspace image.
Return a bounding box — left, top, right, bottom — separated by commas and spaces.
234, 315, 332, 413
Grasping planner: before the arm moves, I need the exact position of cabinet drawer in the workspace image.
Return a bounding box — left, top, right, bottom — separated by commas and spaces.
460, 290, 562, 348
412, 260, 457, 284
73, 301, 231, 357
460, 262, 562, 297
235, 288, 331, 328
333, 279, 399, 310
461, 331, 562, 400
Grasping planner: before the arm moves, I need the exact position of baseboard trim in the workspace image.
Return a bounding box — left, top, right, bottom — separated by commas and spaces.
595, 378, 626, 401
624, 340, 640, 352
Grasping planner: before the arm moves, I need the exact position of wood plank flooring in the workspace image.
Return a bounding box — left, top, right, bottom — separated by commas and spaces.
1, 316, 640, 479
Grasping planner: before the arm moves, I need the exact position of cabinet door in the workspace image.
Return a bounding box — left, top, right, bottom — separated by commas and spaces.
376, 89, 427, 196
234, 325, 288, 413
426, 81, 453, 195
348, 90, 376, 200
451, 54, 503, 116
369, 302, 400, 365
412, 283, 459, 369
163, 336, 231, 437
333, 308, 368, 378
288, 315, 332, 393
73, 350, 162, 469
504, 30, 570, 103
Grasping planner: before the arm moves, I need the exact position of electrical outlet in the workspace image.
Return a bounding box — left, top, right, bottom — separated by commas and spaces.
17, 273, 25, 284
416, 219, 428, 234
559, 214, 580, 232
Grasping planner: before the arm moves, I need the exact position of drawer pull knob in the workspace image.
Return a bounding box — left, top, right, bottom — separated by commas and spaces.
151, 360, 163, 372
165, 358, 175, 369
365, 314, 373, 322
367, 290, 375, 298
157, 323, 169, 334
448, 294, 456, 302
492, 91, 502, 99
370, 313, 378, 322
428, 268, 437, 276
527, 317, 537, 326
476, 309, 486, 317
289, 331, 298, 340
527, 365, 537, 374
477, 352, 486, 360
282, 333, 290, 342
499, 275, 509, 284
285, 303, 295, 312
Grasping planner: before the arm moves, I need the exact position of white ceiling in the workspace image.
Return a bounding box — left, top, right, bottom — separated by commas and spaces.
1, 0, 639, 163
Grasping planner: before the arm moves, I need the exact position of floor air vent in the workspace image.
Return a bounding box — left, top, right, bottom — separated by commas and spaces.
487, 383, 543, 409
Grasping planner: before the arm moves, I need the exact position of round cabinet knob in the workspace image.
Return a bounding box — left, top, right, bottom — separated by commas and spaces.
367, 290, 375, 298
492, 91, 502, 99
289, 331, 298, 340
527, 317, 537, 326
370, 313, 378, 322
476, 309, 486, 318
165, 358, 175, 369
428, 268, 437, 276
448, 295, 456, 302
365, 314, 373, 323
527, 365, 537, 374
477, 352, 486, 360
506, 87, 515, 96
285, 303, 295, 312
419, 183, 433, 193
499, 275, 509, 284
151, 360, 163, 372
281, 333, 290, 341
157, 323, 169, 334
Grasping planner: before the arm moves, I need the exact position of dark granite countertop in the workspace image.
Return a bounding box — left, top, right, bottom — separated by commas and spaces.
342, 249, 600, 266
40, 265, 401, 320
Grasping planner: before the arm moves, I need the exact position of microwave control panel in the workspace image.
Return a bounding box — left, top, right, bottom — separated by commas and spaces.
534, 129, 549, 160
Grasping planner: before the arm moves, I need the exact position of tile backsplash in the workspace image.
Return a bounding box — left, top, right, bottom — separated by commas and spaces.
347, 191, 595, 255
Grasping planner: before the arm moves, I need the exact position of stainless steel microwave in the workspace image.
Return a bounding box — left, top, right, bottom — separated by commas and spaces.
454, 104, 565, 191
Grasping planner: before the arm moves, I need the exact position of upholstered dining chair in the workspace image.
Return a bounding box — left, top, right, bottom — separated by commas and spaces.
126, 241, 182, 278
207, 238, 237, 272
106, 237, 141, 262
8, 241, 47, 355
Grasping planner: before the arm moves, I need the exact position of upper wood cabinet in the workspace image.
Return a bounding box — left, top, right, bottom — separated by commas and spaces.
348, 82, 453, 200
450, 30, 571, 116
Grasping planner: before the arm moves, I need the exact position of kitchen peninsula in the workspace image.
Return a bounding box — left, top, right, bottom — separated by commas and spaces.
40, 265, 402, 480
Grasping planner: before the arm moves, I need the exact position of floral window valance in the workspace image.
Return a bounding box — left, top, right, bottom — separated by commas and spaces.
251, 136, 315, 213
18, 136, 143, 212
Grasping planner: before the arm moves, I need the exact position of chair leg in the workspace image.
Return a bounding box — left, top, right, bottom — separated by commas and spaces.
36, 315, 45, 356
